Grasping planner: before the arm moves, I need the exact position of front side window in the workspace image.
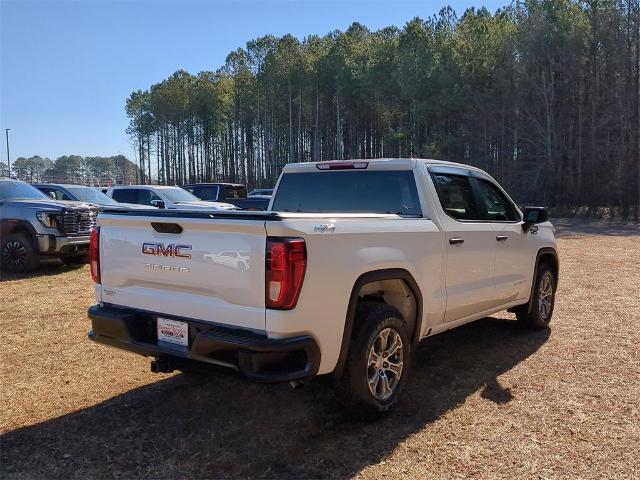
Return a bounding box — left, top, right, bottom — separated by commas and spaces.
39, 187, 74, 201
138, 189, 162, 205
223, 185, 246, 199
475, 179, 520, 222
431, 174, 480, 220
111, 189, 139, 204
271, 170, 422, 216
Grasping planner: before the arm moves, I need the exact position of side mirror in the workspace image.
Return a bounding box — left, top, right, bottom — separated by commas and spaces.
522, 206, 548, 231
150, 199, 165, 209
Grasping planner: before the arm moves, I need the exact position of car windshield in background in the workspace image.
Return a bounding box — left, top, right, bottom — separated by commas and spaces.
66, 186, 118, 204
161, 187, 200, 203
0, 181, 49, 201
271, 170, 422, 216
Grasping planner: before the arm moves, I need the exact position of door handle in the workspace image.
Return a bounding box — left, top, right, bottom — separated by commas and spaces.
496, 235, 508, 242
449, 238, 464, 245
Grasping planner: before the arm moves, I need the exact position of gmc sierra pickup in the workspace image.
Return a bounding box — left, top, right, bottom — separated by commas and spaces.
87, 158, 558, 412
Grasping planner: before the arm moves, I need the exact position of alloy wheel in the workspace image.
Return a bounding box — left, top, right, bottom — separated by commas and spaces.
538, 273, 554, 320
367, 327, 404, 400
1, 241, 27, 272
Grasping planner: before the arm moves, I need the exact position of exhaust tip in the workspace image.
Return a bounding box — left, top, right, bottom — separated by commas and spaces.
150, 358, 174, 374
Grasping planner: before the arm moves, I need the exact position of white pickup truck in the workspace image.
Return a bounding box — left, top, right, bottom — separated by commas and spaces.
87, 158, 558, 412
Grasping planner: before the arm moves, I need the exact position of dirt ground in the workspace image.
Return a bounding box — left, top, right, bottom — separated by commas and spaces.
1, 221, 639, 479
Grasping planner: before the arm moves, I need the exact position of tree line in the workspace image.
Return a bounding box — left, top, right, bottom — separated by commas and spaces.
126, 0, 639, 216
7, 155, 140, 186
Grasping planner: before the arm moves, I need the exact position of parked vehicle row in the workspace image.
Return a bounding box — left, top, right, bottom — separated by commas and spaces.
0, 179, 98, 272
32, 184, 147, 210
86, 158, 558, 413
1, 179, 272, 272
106, 185, 236, 211
183, 183, 271, 210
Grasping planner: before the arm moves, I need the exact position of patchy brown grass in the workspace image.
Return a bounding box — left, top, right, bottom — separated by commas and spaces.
1, 224, 639, 479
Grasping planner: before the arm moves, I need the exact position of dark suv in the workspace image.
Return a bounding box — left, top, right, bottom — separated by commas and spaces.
0, 178, 97, 273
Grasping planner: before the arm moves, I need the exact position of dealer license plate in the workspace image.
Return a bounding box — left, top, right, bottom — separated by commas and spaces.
157, 317, 188, 347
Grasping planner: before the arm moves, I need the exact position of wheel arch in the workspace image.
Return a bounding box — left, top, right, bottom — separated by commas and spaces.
536, 247, 559, 287
1, 220, 38, 246
333, 268, 423, 378
521, 247, 559, 316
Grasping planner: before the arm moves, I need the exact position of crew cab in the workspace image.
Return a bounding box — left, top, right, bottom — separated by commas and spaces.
87, 159, 558, 412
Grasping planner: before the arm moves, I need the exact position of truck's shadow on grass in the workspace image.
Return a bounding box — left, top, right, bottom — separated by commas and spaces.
0, 261, 84, 282
1, 316, 549, 479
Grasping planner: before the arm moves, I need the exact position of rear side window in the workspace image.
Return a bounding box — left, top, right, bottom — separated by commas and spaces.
271, 170, 422, 216
111, 189, 139, 204
431, 174, 480, 220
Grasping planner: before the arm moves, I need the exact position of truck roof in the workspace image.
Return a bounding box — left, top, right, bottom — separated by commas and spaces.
109, 184, 181, 189
281, 158, 483, 173
183, 182, 245, 187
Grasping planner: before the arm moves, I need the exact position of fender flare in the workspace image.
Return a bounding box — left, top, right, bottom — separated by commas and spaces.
525, 247, 559, 314
333, 268, 423, 378
0, 219, 39, 245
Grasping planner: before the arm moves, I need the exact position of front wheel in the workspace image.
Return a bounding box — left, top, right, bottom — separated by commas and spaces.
516, 264, 556, 330
339, 302, 412, 413
1, 233, 39, 274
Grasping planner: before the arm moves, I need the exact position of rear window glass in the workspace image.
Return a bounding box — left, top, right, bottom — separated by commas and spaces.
271, 170, 422, 216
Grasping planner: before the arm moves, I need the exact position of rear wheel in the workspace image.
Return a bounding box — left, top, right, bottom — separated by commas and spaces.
516, 264, 556, 330
1, 233, 39, 274
338, 302, 411, 413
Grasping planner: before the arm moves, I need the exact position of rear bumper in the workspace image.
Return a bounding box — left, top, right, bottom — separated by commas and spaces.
87, 304, 320, 383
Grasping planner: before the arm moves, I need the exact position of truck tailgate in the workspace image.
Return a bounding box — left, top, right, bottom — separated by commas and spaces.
97, 211, 268, 332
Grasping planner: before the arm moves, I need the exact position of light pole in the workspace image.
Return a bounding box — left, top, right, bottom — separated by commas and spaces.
5, 128, 10, 177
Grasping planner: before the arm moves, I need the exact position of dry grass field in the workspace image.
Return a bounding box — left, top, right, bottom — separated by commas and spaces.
1, 221, 639, 479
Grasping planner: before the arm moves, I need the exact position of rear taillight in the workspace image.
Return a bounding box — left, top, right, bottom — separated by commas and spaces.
90, 227, 100, 283
266, 237, 306, 310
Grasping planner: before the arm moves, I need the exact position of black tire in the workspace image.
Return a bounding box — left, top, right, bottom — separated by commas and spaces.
0, 233, 39, 274
516, 264, 556, 330
338, 302, 412, 414
61, 254, 89, 265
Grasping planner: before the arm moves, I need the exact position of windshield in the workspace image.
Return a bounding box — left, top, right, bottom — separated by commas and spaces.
0, 181, 49, 200
161, 187, 200, 203
66, 186, 117, 204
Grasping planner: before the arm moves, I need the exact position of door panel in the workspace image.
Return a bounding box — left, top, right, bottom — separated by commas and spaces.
429, 171, 500, 322
492, 223, 531, 302
442, 223, 498, 321
473, 177, 530, 304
